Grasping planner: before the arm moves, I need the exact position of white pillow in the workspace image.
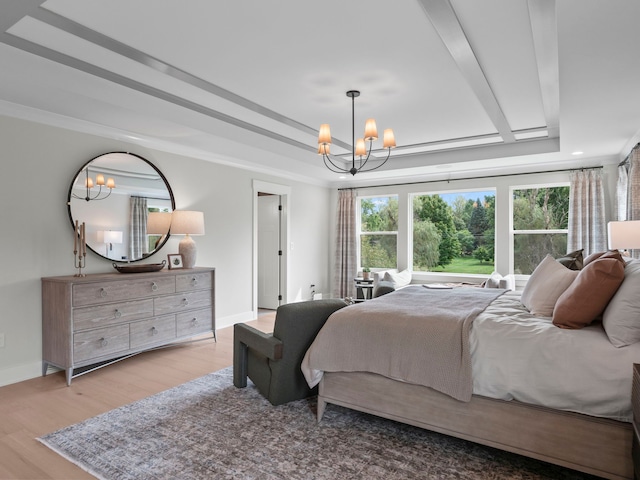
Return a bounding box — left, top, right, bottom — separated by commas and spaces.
484, 271, 502, 288
521, 255, 578, 316
383, 269, 412, 288
603, 260, 640, 347
373, 269, 397, 287
483, 272, 515, 290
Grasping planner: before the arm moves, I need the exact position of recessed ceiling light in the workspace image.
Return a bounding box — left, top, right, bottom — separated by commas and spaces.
572, 151, 584, 155
339, 176, 347, 179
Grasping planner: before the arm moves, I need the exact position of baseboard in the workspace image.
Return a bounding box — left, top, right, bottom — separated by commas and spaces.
0, 360, 42, 388
216, 310, 255, 330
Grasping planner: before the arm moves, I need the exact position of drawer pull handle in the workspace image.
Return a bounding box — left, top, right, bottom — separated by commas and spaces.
151, 282, 158, 291
114, 309, 122, 319
151, 326, 158, 335
182, 298, 189, 306
100, 338, 108, 347
191, 318, 199, 326
191, 277, 198, 286
100, 288, 107, 298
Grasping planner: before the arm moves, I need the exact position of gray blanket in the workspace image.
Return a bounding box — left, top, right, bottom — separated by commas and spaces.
301, 285, 505, 401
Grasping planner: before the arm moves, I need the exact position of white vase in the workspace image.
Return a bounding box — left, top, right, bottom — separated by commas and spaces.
179, 234, 197, 268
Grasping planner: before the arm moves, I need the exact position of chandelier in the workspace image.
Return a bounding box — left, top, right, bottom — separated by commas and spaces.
318, 90, 396, 176
72, 168, 116, 202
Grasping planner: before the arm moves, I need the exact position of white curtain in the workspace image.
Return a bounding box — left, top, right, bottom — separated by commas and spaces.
616, 163, 628, 221
129, 196, 148, 260
567, 169, 606, 256
334, 189, 357, 299
628, 146, 640, 220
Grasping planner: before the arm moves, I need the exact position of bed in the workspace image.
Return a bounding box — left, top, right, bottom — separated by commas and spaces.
301, 255, 640, 480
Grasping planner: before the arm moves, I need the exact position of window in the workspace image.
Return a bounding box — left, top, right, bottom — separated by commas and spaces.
358, 196, 398, 269
412, 190, 495, 274
147, 205, 171, 252
511, 185, 570, 274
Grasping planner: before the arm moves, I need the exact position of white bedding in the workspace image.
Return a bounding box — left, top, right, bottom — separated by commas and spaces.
470, 290, 640, 422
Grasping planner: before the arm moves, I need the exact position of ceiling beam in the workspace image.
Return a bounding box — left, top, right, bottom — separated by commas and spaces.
528, 0, 560, 139
416, 0, 516, 143
0, 32, 317, 154
0, 0, 44, 33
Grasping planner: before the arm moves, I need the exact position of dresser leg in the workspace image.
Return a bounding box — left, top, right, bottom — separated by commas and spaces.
65, 368, 73, 386
41, 362, 48, 377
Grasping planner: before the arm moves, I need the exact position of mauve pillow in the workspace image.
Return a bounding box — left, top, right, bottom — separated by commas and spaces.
602, 260, 640, 346
583, 251, 607, 267
521, 255, 579, 316
552, 251, 625, 329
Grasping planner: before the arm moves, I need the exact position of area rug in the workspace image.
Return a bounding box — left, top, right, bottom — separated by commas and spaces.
39, 368, 598, 480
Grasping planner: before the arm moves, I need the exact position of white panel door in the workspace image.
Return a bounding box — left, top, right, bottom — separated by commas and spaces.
258, 195, 281, 310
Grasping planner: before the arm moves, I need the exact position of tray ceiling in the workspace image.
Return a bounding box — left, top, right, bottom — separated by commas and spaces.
1, 0, 640, 186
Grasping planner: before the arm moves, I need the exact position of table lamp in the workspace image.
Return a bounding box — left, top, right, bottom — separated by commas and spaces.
147, 212, 173, 249
103, 230, 123, 257
608, 220, 640, 254
170, 210, 205, 268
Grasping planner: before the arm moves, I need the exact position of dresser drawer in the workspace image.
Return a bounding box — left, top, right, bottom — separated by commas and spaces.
176, 272, 212, 293
177, 308, 213, 337
74, 324, 129, 363
73, 299, 154, 331
154, 290, 212, 316
72, 276, 176, 307
130, 315, 176, 349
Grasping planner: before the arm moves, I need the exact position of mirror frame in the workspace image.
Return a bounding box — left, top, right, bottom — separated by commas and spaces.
67, 151, 176, 263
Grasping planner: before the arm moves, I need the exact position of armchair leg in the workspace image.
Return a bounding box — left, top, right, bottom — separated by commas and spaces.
233, 335, 248, 388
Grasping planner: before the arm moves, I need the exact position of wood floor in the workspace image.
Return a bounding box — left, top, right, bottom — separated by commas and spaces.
0, 313, 276, 480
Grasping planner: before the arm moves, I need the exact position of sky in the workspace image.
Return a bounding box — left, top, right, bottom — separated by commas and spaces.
437, 190, 494, 206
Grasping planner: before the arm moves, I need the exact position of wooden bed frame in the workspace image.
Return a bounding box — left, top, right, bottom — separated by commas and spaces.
318, 371, 633, 480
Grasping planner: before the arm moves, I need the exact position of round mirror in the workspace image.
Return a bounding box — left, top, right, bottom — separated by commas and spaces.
67, 152, 175, 263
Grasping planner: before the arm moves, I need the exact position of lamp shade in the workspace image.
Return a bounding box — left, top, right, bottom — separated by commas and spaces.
147, 212, 173, 234
383, 128, 396, 148
103, 230, 123, 244
607, 220, 640, 249
170, 211, 205, 235
364, 118, 378, 141
318, 124, 332, 145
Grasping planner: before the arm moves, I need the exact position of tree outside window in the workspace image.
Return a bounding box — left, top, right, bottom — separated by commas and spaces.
412, 191, 495, 274
359, 196, 398, 269
512, 186, 570, 274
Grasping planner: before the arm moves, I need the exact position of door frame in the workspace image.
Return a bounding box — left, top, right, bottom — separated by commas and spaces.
252, 180, 291, 317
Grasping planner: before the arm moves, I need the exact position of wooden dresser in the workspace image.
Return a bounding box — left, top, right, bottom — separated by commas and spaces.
42, 267, 215, 385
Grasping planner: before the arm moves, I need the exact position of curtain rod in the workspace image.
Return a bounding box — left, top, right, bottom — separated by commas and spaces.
131, 195, 171, 201
338, 166, 603, 191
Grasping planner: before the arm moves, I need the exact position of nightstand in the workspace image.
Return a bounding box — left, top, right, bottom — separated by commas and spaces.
633, 364, 640, 479
353, 278, 374, 301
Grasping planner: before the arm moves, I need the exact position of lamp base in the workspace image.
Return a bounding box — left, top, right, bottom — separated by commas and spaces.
179, 235, 197, 269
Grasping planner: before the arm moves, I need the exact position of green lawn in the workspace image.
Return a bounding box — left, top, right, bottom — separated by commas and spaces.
430, 256, 494, 274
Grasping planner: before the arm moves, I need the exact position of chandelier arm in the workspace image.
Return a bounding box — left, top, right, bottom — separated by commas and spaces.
90, 185, 104, 200
354, 139, 375, 173
322, 154, 350, 174
356, 148, 392, 173
323, 152, 351, 173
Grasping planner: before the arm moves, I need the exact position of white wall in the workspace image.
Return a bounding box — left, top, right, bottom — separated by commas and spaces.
0, 114, 333, 386
329, 165, 618, 289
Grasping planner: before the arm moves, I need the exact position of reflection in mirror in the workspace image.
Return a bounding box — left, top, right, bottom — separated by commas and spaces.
67, 152, 175, 263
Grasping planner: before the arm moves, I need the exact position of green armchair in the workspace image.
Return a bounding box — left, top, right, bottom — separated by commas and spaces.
233, 299, 347, 406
